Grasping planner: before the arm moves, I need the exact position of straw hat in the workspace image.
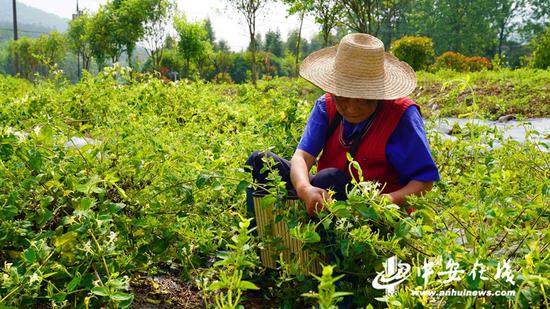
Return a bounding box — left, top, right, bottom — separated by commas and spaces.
299, 33, 416, 100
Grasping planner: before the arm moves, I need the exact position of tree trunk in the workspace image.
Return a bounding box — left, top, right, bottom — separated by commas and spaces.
249, 30, 257, 85
295, 10, 305, 77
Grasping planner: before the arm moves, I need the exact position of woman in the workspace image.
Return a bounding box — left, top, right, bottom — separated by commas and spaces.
246, 33, 439, 216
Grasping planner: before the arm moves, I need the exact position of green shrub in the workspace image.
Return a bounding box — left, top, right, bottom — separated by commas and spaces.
390, 36, 435, 71
530, 26, 550, 69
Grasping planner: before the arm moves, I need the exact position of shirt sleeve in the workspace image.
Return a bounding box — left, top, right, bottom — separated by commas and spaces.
386, 106, 441, 185
297, 95, 329, 157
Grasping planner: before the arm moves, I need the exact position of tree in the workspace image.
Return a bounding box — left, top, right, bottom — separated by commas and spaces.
489, 0, 525, 57
405, 0, 495, 57
204, 17, 216, 45
229, 52, 250, 83
142, 0, 176, 71
174, 14, 212, 78
286, 29, 309, 56
7, 33, 67, 79
211, 50, 234, 82
8, 37, 37, 79
311, 0, 344, 47
282, 0, 312, 75
67, 12, 93, 71
226, 0, 268, 85
377, 0, 411, 46
341, 0, 379, 34
264, 29, 284, 57
87, 7, 120, 67
215, 39, 231, 52
520, 0, 550, 42
35, 31, 67, 69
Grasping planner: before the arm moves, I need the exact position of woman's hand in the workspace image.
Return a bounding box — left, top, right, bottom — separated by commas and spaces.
291, 149, 327, 217
297, 185, 328, 216
382, 180, 434, 209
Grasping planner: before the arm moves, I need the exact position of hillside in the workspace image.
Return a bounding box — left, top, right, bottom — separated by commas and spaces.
0, 0, 68, 35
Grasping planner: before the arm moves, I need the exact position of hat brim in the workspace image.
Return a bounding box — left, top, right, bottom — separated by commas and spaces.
299, 46, 417, 100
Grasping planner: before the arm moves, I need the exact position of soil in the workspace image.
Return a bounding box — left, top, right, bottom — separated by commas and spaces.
131, 276, 205, 309
131, 275, 275, 308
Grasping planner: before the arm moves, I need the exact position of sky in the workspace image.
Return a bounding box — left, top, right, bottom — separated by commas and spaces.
17, 0, 320, 51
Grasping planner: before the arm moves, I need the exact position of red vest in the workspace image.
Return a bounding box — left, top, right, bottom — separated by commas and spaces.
317, 93, 417, 193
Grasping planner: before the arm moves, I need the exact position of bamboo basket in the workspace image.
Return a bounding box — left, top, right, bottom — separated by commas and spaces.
252, 192, 323, 274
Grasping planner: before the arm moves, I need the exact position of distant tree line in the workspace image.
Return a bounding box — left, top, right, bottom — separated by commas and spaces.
0, 0, 548, 83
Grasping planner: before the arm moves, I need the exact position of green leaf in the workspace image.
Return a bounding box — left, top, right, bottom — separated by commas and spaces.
150, 239, 168, 254
354, 204, 377, 219
22, 248, 37, 263
238, 280, 259, 290
261, 195, 276, 209
40, 125, 53, 140
395, 222, 411, 238
36, 210, 53, 227
236, 180, 249, 195
303, 229, 320, 243
411, 225, 423, 238
52, 292, 67, 303
196, 173, 210, 189
80, 197, 95, 211
390, 300, 402, 306
111, 292, 133, 301
0, 205, 18, 220
67, 276, 81, 292
207, 281, 225, 291
91, 286, 110, 297
29, 149, 43, 171
41, 196, 54, 207
332, 292, 353, 297
331, 204, 351, 218
422, 225, 434, 233
54, 232, 78, 249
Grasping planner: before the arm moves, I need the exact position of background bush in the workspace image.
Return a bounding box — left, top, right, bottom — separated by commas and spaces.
390, 36, 435, 71
434, 51, 492, 72
530, 26, 550, 69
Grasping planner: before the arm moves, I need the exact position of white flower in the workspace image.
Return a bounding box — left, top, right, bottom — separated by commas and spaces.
108, 231, 117, 243
29, 273, 41, 284
82, 241, 93, 255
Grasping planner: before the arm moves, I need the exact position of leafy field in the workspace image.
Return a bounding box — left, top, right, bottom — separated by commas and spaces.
416, 68, 550, 119
0, 67, 549, 308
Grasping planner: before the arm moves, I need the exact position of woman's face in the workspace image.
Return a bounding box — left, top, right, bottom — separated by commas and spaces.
333, 95, 378, 124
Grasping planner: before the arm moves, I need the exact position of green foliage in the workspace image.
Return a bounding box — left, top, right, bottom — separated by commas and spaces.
174, 14, 212, 78
416, 68, 550, 119
264, 30, 284, 58
405, 0, 497, 57
202, 214, 259, 308
302, 265, 352, 309
67, 13, 93, 71
390, 36, 435, 71
0, 67, 548, 307
530, 26, 550, 69
7, 32, 67, 79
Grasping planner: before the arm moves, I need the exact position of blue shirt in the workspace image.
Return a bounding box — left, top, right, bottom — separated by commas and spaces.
297, 95, 440, 185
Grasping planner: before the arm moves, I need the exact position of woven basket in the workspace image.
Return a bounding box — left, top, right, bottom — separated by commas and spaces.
252, 192, 323, 274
